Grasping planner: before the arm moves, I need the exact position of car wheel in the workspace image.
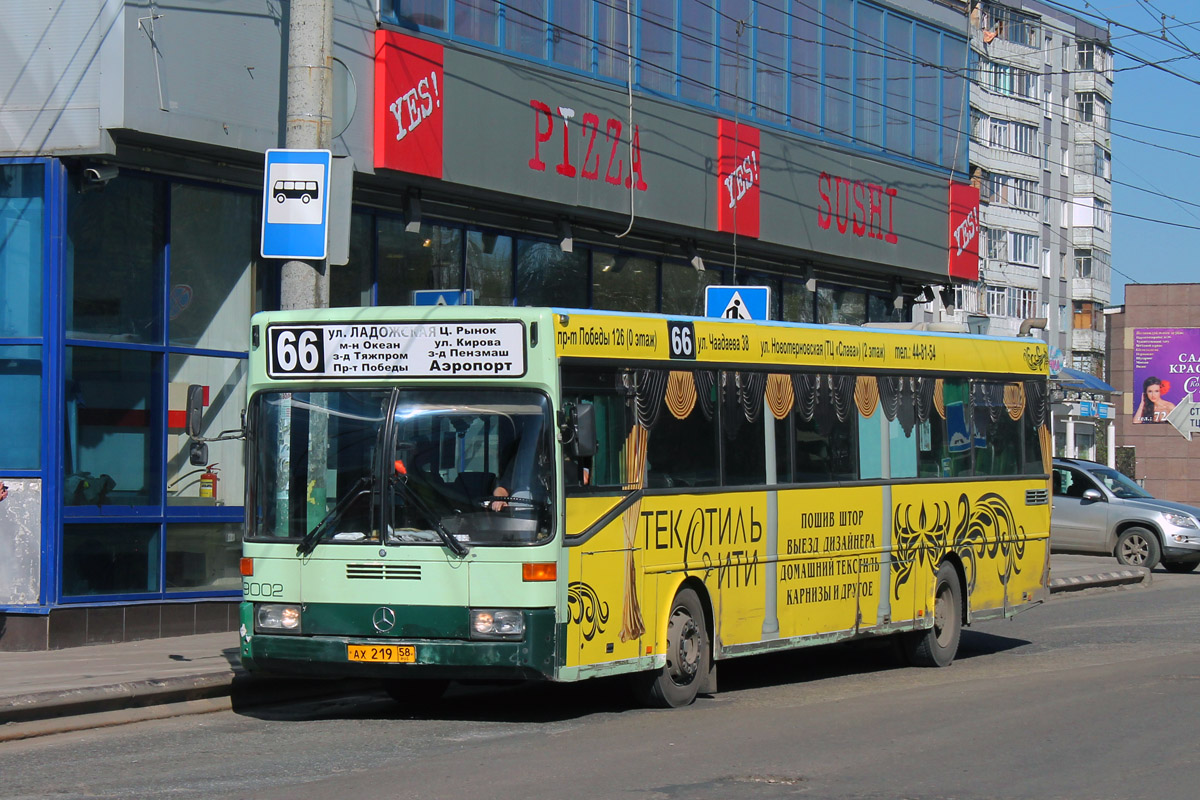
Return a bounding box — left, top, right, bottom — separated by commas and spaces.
903, 561, 962, 667
632, 587, 710, 708
1162, 560, 1199, 574
1115, 527, 1161, 570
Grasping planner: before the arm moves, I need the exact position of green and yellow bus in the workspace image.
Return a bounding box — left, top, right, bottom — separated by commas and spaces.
231, 306, 1051, 707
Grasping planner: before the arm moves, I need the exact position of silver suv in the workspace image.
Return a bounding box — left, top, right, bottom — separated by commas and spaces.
1051, 458, 1200, 572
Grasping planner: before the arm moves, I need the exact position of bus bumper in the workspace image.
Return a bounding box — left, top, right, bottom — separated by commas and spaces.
240, 607, 558, 682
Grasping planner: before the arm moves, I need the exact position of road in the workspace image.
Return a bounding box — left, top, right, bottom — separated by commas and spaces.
3, 573, 1199, 800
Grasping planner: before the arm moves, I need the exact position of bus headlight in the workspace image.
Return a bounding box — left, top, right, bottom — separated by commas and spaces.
470, 609, 524, 640
256, 603, 302, 633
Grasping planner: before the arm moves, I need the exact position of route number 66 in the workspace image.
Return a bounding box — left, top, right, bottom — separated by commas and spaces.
668, 321, 696, 360
271, 327, 325, 375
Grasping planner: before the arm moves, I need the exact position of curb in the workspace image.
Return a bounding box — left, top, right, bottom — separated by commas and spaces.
1049, 567, 1150, 593
0, 672, 360, 742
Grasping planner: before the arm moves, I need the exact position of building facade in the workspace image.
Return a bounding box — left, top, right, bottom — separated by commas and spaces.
914, 0, 1114, 456
1107, 285, 1200, 507
0, 0, 978, 649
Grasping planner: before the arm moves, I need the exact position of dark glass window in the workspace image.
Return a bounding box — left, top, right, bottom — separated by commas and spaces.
973, 382, 1024, 476
63, 523, 160, 597
377, 220, 463, 305
168, 184, 255, 351
560, 368, 633, 490
662, 260, 721, 316
782, 282, 816, 323
65, 347, 158, 506
0, 163, 43, 338
646, 372, 718, 488
515, 239, 587, 306
592, 253, 656, 313
466, 230, 514, 306
722, 373, 765, 486
794, 414, 856, 482
66, 175, 164, 343
0, 345, 42, 469
166, 522, 242, 593
331, 211, 374, 308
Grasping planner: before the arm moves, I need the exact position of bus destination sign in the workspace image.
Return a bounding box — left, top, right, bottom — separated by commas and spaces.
266, 322, 526, 379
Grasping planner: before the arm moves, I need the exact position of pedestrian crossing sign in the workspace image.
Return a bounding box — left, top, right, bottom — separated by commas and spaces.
704, 285, 771, 320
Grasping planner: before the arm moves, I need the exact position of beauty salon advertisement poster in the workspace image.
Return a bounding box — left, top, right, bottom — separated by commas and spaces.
1133, 328, 1200, 423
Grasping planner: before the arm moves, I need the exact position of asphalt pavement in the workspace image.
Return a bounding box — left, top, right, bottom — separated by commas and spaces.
0, 554, 1150, 742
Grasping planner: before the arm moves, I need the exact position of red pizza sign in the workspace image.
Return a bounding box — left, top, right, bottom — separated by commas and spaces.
717, 120, 760, 238
948, 180, 980, 280
374, 30, 443, 178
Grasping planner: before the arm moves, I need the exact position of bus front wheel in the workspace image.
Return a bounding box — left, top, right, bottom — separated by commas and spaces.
903, 562, 962, 668
633, 587, 710, 708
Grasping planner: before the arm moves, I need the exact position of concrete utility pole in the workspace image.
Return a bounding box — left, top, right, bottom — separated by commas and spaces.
281, 0, 335, 310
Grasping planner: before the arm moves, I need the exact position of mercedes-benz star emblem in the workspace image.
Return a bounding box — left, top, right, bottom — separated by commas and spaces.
372, 607, 396, 634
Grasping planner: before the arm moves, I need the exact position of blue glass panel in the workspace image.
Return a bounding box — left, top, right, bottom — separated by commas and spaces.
885, 15, 913, 157
0, 345, 42, 469
680, 0, 714, 104
856, 5, 884, 148
640, 0, 675, 93
0, 163, 44, 338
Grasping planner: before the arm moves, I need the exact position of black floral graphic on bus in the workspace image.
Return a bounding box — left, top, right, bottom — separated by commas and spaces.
567, 581, 610, 642
892, 492, 1025, 599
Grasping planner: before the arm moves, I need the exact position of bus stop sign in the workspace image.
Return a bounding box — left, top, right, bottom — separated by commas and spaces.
261, 149, 332, 260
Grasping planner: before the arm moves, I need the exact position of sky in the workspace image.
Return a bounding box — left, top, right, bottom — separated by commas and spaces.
1051, 0, 1200, 304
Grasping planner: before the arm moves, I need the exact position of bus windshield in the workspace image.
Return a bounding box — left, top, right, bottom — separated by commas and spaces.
250, 389, 555, 546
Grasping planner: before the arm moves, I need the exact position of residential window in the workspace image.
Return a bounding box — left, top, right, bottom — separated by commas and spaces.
1075, 248, 1093, 278
983, 61, 1038, 100
985, 285, 1008, 317
1009, 232, 1039, 265
1094, 199, 1110, 231
1076, 41, 1094, 71
983, 226, 1007, 260
1094, 144, 1111, 180
1076, 92, 1110, 130
980, 3, 1041, 47
1007, 287, 1037, 319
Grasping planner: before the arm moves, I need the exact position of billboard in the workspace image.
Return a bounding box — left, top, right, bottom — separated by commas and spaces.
1132, 328, 1200, 424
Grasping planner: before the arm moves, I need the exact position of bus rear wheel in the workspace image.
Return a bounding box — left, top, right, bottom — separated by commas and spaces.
903, 562, 962, 668
632, 587, 710, 708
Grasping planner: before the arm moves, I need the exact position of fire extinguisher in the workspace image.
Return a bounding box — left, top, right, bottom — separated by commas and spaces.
199, 464, 220, 499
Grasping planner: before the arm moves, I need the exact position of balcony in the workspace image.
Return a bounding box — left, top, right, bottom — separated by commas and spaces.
1072, 276, 1110, 305
1072, 327, 1106, 353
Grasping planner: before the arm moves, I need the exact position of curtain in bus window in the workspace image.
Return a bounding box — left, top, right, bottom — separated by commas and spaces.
942, 379, 972, 477
722, 371, 766, 487
1024, 378, 1051, 474
645, 370, 718, 488
631, 369, 668, 429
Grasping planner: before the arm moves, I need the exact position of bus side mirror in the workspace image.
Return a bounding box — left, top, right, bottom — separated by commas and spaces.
189, 439, 209, 467
571, 404, 597, 459
185, 384, 205, 438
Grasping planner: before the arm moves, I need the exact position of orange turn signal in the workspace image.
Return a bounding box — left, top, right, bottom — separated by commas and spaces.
240, 557, 254, 577
522, 562, 557, 582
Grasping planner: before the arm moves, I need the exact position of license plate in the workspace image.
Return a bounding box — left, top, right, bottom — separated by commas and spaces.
347, 644, 416, 663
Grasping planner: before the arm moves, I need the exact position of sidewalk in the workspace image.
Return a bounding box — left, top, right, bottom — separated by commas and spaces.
0, 554, 1149, 742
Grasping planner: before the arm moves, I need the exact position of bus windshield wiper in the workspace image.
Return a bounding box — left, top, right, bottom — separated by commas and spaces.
392, 468, 470, 557
297, 475, 373, 556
